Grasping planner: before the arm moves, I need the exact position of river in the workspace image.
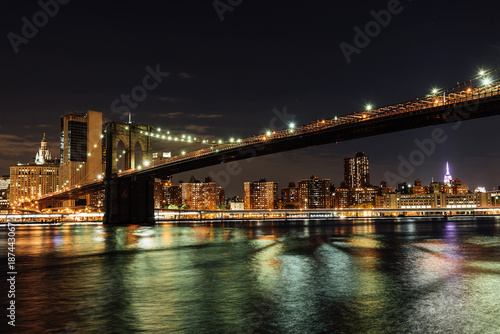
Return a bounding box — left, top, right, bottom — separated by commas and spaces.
2, 217, 500, 333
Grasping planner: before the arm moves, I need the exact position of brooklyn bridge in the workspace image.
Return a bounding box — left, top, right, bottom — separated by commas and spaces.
33, 70, 500, 224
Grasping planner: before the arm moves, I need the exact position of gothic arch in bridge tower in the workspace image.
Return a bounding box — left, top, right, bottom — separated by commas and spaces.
134, 141, 143, 167
108, 122, 153, 174
116, 140, 126, 171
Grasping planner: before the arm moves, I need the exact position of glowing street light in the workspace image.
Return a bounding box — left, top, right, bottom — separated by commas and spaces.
478, 70, 486, 76
431, 88, 438, 95
365, 104, 372, 111
483, 77, 492, 86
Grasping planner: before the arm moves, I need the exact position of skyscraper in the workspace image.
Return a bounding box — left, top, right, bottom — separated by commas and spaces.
59, 111, 103, 189
344, 152, 370, 188
444, 161, 453, 184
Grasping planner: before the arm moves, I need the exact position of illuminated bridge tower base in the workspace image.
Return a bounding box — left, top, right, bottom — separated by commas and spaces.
104, 122, 155, 225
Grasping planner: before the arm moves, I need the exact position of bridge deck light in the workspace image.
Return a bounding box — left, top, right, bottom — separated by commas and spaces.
483, 77, 492, 86
144, 161, 150, 167
432, 88, 438, 94
289, 122, 295, 129
266, 131, 271, 136
479, 70, 486, 76
365, 104, 372, 111
230, 138, 234, 143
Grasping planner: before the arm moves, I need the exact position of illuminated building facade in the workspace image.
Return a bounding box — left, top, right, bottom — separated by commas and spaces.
9, 134, 60, 207
164, 184, 182, 208
349, 187, 378, 207
385, 192, 490, 209
154, 178, 164, 209
216, 186, 225, 208
344, 152, 370, 188
334, 187, 350, 208
281, 182, 299, 206
59, 111, 103, 189
444, 161, 453, 184
298, 176, 331, 209
0, 175, 10, 208
244, 180, 278, 210
182, 177, 217, 210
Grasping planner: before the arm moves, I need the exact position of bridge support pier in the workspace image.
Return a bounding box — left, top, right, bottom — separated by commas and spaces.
104, 175, 155, 225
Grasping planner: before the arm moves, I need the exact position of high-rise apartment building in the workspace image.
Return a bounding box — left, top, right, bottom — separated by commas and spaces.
298, 176, 331, 209
344, 152, 370, 188
281, 182, 299, 205
244, 180, 278, 210
181, 176, 217, 210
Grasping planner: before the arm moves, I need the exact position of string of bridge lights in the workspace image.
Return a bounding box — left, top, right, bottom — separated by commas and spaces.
26, 67, 500, 205
137, 128, 246, 146
56, 68, 500, 186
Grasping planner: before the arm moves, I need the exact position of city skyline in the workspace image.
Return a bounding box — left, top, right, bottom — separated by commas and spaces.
2, 1, 500, 197
3, 125, 497, 199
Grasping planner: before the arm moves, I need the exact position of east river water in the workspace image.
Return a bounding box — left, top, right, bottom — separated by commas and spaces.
1, 217, 500, 333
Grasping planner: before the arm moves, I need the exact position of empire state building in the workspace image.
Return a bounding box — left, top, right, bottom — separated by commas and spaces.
444, 161, 453, 184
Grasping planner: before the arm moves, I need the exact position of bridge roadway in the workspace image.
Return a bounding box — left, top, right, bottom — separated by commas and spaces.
37, 78, 500, 203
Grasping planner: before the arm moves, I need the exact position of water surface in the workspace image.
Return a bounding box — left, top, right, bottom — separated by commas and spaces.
2, 217, 500, 333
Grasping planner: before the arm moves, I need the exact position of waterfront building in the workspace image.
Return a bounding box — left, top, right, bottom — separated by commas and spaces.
453, 178, 469, 194
0, 175, 10, 208
229, 201, 244, 210
349, 187, 378, 207
216, 186, 225, 208
298, 176, 331, 209
412, 179, 428, 194
334, 186, 350, 209
182, 176, 217, 210
9, 134, 60, 207
344, 152, 370, 188
164, 184, 182, 208
281, 182, 299, 207
384, 192, 490, 209
154, 178, 164, 209
244, 179, 278, 210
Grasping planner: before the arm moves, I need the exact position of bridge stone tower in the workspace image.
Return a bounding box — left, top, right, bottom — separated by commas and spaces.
107, 122, 153, 173
104, 122, 155, 224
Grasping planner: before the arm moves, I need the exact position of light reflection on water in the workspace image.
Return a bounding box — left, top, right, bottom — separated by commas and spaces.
2, 218, 500, 333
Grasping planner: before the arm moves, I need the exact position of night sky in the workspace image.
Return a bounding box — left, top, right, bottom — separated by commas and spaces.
2, 0, 499, 196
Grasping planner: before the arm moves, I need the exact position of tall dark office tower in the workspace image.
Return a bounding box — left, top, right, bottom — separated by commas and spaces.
59, 111, 103, 189
344, 152, 370, 188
